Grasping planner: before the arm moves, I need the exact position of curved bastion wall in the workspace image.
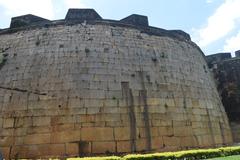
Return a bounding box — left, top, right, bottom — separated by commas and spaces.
206, 52, 240, 143
0, 9, 232, 159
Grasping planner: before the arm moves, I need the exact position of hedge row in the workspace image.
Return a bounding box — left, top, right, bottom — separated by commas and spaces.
68, 146, 240, 160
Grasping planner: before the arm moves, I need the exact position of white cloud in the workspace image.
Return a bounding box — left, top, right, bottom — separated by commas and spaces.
63, 0, 86, 9
0, 0, 54, 19
223, 31, 240, 53
193, 0, 240, 48
206, 0, 214, 4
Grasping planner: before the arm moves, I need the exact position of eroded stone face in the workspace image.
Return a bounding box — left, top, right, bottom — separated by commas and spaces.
0, 24, 232, 159
206, 54, 240, 143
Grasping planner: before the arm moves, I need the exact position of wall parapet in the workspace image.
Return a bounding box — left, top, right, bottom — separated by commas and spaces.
10, 14, 50, 28
235, 50, 240, 57
0, 8, 191, 41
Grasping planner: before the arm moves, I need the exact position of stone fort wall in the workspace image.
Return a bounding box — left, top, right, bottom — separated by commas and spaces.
0, 9, 232, 159
206, 52, 240, 143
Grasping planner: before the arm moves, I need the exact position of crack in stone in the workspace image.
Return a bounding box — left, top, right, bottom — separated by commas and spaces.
0, 86, 47, 95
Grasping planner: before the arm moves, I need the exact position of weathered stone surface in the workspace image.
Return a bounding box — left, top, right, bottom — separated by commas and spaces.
205, 52, 231, 68
10, 14, 50, 28
180, 136, 197, 147
66, 142, 79, 156
117, 141, 131, 153
50, 130, 80, 143
120, 14, 148, 27
159, 126, 173, 136
23, 133, 51, 144
92, 141, 116, 154
10, 144, 65, 159
0, 9, 233, 159
65, 9, 102, 21
206, 53, 240, 143
151, 137, 163, 150
114, 127, 131, 140
3, 118, 14, 128
81, 127, 114, 141
235, 50, 240, 57
230, 122, 240, 142
163, 136, 180, 147
0, 147, 10, 159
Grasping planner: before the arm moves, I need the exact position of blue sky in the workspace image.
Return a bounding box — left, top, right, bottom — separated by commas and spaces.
0, 0, 239, 56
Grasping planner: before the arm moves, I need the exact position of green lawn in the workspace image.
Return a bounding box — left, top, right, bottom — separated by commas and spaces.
207, 155, 240, 160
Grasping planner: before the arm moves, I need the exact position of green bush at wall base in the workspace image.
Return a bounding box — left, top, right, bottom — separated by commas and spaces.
68, 146, 240, 160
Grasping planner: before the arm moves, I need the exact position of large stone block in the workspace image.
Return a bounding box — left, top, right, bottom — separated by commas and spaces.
3, 118, 14, 128
78, 141, 92, 155
92, 141, 115, 154
117, 141, 131, 153
81, 127, 114, 141
180, 136, 197, 147
137, 127, 159, 138
114, 127, 130, 140
173, 126, 193, 136
159, 126, 173, 136
32, 116, 50, 127
51, 130, 80, 143
0, 136, 14, 146
163, 136, 180, 147
147, 98, 161, 106
136, 138, 147, 152
66, 142, 79, 156
151, 137, 163, 151
24, 133, 50, 145
51, 124, 75, 132
196, 135, 214, 147
27, 126, 50, 134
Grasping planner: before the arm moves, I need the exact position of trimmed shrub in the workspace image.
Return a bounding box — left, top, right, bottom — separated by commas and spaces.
68, 156, 121, 160
68, 146, 240, 160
